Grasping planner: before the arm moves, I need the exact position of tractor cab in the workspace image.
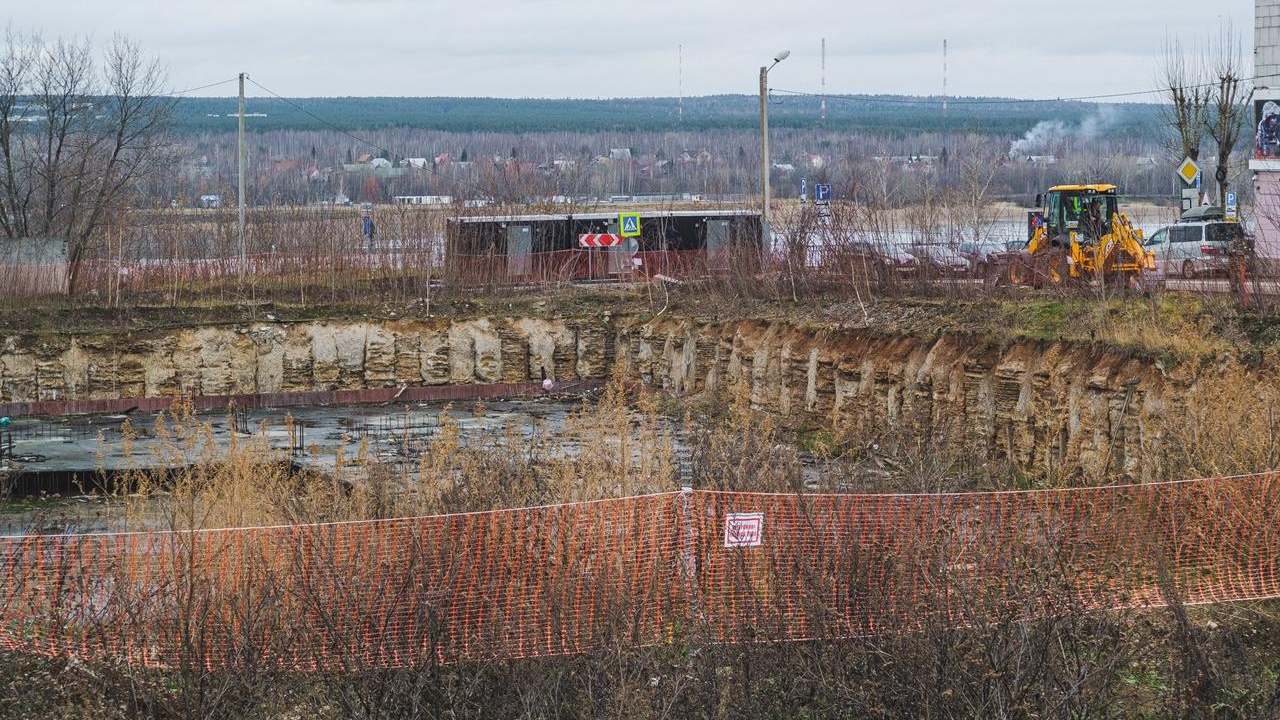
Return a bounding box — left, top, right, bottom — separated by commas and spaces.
1032, 185, 1118, 247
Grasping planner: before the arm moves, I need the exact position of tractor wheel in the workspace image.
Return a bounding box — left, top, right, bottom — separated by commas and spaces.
982, 260, 1006, 287
1007, 256, 1029, 286
1042, 250, 1068, 286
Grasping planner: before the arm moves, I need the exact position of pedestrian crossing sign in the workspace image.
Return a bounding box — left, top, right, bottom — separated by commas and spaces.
619, 212, 641, 237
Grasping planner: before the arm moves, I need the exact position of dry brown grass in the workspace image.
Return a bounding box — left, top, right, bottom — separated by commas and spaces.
74, 342, 1280, 536
101, 372, 684, 532
6, 367, 1280, 720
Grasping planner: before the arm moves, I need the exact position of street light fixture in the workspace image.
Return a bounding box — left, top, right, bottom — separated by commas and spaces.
760, 50, 789, 248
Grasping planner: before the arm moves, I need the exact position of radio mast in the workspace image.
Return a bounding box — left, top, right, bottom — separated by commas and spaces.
942, 39, 949, 171
678, 44, 684, 124
820, 38, 827, 125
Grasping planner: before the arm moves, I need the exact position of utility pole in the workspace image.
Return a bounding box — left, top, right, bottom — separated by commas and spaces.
759, 64, 771, 245
237, 72, 247, 278
759, 51, 789, 247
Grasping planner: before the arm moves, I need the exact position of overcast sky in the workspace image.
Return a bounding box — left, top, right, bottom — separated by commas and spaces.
9, 0, 1255, 100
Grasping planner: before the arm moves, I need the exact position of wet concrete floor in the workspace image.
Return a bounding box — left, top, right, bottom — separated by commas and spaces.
1, 395, 601, 494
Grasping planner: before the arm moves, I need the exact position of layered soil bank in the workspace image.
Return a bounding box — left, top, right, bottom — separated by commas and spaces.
0, 314, 1199, 480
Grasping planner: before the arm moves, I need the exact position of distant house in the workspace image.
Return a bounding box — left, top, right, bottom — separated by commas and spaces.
199, 194, 222, 209
434, 153, 453, 166
772, 163, 796, 173
356, 153, 375, 164
394, 195, 454, 206
609, 148, 632, 161
400, 158, 430, 169
873, 155, 938, 168
341, 156, 405, 176
801, 153, 826, 169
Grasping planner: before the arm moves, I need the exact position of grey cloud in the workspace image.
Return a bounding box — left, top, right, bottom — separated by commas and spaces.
10, 0, 1255, 99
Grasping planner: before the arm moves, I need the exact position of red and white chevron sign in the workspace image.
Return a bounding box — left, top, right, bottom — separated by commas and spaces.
578, 233, 624, 247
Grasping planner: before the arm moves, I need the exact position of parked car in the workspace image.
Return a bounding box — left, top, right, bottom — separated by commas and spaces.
957, 240, 1009, 276
907, 243, 971, 276
1143, 207, 1250, 280
837, 241, 919, 278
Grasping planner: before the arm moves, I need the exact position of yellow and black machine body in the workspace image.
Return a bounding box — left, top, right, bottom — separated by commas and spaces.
1003, 184, 1155, 286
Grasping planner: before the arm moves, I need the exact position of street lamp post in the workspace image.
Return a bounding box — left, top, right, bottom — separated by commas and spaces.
760, 50, 789, 248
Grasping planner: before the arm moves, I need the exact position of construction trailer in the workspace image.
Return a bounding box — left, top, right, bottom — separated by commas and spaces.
444, 209, 763, 283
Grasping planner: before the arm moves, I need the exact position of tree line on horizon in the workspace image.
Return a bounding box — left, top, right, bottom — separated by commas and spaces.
168, 94, 1167, 136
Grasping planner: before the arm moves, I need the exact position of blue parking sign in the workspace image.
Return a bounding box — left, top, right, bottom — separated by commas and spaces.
1226, 191, 1237, 208
815, 184, 831, 203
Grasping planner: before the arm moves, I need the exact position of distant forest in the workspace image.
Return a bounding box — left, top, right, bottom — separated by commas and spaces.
171, 94, 1165, 138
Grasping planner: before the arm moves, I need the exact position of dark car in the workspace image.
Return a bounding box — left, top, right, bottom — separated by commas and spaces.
907, 244, 971, 276
827, 240, 919, 279
956, 240, 1009, 276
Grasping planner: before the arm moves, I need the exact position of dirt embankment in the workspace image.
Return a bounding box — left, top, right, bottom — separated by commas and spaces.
6, 296, 1268, 482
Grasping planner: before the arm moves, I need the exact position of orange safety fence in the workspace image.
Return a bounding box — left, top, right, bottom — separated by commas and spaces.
1, 475, 1279, 671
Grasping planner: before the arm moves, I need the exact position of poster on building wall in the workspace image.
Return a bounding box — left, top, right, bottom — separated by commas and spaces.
1256, 100, 1280, 159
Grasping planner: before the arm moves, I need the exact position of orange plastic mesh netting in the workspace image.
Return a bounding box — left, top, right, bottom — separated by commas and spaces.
0, 475, 1277, 671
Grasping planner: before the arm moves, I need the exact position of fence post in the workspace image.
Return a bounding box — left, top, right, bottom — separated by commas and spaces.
679, 486, 702, 624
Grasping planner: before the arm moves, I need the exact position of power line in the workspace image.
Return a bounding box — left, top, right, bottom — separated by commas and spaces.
771, 72, 1280, 107
164, 78, 240, 97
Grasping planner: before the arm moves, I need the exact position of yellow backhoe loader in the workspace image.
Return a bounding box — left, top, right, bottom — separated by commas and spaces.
995, 184, 1154, 287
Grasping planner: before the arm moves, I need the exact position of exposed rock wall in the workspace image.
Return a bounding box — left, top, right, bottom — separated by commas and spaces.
0, 318, 607, 403
613, 317, 1178, 482
0, 314, 1201, 479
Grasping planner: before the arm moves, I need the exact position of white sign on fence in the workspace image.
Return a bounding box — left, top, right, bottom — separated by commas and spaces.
723, 513, 764, 547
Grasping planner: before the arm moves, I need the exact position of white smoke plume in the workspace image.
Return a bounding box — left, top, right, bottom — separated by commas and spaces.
1008, 107, 1118, 158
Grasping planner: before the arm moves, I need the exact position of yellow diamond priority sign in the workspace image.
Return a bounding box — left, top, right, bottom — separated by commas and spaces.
1177, 157, 1201, 186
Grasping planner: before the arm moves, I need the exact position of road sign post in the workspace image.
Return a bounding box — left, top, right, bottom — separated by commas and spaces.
814, 183, 832, 219
619, 213, 641, 238
1177, 158, 1202, 214
1177, 157, 1201, 186
1226, 191, 1239, 222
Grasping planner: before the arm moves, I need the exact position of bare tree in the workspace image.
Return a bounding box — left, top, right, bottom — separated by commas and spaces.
945, 138, 1002, 246
1159, 36, 1210, 164
1205, 27, 1250, 208
0, 29, 174, 290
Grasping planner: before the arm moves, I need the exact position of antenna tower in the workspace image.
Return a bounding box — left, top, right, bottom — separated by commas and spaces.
820, 38, 827, 125
942, 39, 949, 171
678, 44, 684, 123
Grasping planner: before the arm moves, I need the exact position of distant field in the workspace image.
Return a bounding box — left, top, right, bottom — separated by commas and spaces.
171, 94, 1165, 136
